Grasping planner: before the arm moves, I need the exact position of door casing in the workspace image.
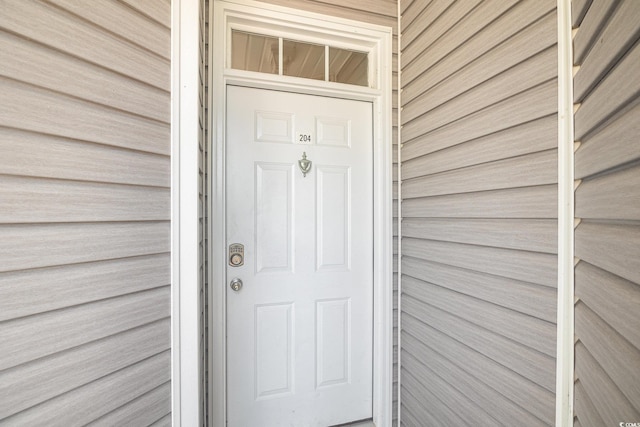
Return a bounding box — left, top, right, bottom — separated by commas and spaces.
208, 1, 394, 425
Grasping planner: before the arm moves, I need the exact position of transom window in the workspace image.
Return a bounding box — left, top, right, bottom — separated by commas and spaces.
231, 30, 369, 87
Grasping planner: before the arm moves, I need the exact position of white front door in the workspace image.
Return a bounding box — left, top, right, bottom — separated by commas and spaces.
225, 86, 373, 426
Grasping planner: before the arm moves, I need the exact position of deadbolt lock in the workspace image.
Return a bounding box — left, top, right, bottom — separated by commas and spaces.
228, 243, 244, 267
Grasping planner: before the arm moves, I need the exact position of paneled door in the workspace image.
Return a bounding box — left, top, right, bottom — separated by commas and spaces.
226, 85, 373, 426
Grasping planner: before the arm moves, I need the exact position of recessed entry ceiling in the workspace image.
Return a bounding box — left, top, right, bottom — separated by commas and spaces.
231, 30, 369, 87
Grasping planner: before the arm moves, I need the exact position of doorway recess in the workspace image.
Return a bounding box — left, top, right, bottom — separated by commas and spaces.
208, 1, 394, 425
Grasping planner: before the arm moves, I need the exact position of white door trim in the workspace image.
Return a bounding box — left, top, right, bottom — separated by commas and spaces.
208, 1, 394, 426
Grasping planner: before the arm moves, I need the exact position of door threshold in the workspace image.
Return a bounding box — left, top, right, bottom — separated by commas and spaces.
331, 419, 375, 427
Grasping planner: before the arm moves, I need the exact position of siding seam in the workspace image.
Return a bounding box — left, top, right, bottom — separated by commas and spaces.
396, 0, 402, 425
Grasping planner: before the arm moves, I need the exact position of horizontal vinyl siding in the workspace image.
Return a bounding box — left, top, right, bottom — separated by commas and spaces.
573, 1, 640, 425
255, 0, 401, 423
0, 0, 171, 424
399, 1, 557, 425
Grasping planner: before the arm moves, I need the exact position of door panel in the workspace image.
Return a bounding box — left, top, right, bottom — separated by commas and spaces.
255, 302, 294, 399
316, 165, 350, 271
255, 162, 294, 273
226, 86, 373, 427
316, 298, 351, 387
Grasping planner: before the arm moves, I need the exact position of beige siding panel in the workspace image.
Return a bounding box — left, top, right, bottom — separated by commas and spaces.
256, 0, 396, 31
574, 0, 640, 100
402, 313, 555, 425
575, 222, 640, 285
575, 164, 640, 220
572, 0, 618, 65
574, 41, 640, 141
402, 185, 558, 219
0, 287, 169, 371
571, 0, 593, 27
402, 150, 557, 198
403, 276, 556, 357
575, 342, 640, 425
574, 2, 640, 423
402, 115, 557, 179
401, 332, 548, 427
399, 0, 417, 15
0, 319, 170, 419
47, 0, 171, 59
0, 0, 172, 422
400, 0, 425, 22
401, 0, 465, 51
312, 0, 396, 17
0, 32, 169, 122
3, 351, 170, 427
399, 384, 459, 427
575, 102, 640, 179
0, 78, 170, 155
403, 257, 556, 322
0, 0, 169, 90
120, 0, 171, 28
402, 238, 557, 288
402, 362, 471, 426
0, 128, 169, 187
0, 176, 170, 223
402, 0, 554, 86
402, 0, 519, 78
402, 80, 557, 159
403, 294, 555, 392
405, 7, 556, 106
403, 47, 556, 131
402, 404, 441, 427
400, 349, 498, 426
150, 413, 173, 427
574, 380, 606, 427
575, 302, 640, 406
400, 368, 463, 427
402, 218, 557, 253
403, 13, 557, 116
0, 254, 169, 321
0, 222, 169, 273
88, 382, 171, 426
576, 262, 640, 350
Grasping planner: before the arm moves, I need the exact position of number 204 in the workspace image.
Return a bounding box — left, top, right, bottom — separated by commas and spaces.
299, 134, 312, 142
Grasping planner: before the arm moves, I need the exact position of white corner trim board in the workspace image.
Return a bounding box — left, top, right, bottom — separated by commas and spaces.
171, 0, 202, 425
209, 1, 394, 426
556, 0, 575, 426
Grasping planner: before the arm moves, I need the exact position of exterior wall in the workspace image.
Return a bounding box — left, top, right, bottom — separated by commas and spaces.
572, 1, 640, 425
254, 0, 401, 423
399, 1, 558, 425
0, 0, 172, 424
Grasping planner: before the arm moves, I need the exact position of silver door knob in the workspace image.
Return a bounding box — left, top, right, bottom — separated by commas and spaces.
230, 278, 243, 292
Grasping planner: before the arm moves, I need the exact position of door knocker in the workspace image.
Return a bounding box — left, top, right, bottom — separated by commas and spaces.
298, 152, 312, 177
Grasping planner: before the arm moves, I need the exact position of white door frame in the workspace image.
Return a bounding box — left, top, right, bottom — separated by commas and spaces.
208, 1, 394, 425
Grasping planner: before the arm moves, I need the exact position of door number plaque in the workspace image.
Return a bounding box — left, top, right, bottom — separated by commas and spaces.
228, 243, 244, 267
